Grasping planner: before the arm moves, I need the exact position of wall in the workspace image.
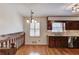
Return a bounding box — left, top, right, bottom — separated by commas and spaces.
24, 17, 47, 45
0, 4, 23, 35
24, 16, 79, 45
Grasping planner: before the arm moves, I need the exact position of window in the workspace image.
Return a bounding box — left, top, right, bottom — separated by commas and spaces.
52, 22, 65, 32
30, 20, 40, 36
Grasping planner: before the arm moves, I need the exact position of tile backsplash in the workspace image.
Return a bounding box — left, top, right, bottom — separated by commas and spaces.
47, 30, 79, 36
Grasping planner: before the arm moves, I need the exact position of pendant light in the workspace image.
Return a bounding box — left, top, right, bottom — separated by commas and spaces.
26, 10, 34, 23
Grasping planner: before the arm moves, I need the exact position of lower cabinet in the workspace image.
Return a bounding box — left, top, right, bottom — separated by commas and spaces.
48, 36, 68, 48
73, 37, 79, 48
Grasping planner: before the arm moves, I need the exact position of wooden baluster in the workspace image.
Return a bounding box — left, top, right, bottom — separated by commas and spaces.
9, 40, 11, 48
23, 36, 24, 45
21, 36, 22, 45
17, 37, 19, 48
20, 35, 22, 46
5, 41, 7, 48
18, 37, 20, 46
3, 41, 6, 48
14, 38, 16, 47
16, 37, 18, 48
1, 42, 3, 48
10, 38, 15, 48
0, 42, 1, 48
20, 36, 22, 46
13, 38, 15, 47
11, 38, 14, 43
19, 36, 21, 47
22, 35, 23, 45
7, 40, 9, 48
15, 38, 17, 47
22, 36, 23, 45
16, 38, 18, 48
3, 41, 7, 48
19, 35, 22, 46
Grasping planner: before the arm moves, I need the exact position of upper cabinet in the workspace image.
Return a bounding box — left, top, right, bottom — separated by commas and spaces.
47, 20, 52, 30
66, 21, 79, 30
47, 17, 79, 30
47, 18, 66, 31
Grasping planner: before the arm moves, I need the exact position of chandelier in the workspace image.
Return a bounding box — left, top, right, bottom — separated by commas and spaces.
72, 3, 79, 12
26, 10, 33, 23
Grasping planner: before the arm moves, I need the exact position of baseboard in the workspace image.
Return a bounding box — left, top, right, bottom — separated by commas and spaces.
25, 44, 48, 46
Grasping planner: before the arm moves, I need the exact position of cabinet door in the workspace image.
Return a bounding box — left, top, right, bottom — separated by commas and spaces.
55, 37, 68, 48
49, 36, 68, 48
49, 36, 55, 47
72, 21, 77, 30
66, 21, 79, 30
73, 37, 79, 48
75, 22, 79, 30
61, 38, 68, 48
66, 21, 72, 30
55, 39, 61, 48
47, 20, 52, 30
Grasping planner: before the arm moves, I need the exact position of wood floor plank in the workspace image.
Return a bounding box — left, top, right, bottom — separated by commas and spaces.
16, 45, 79, 55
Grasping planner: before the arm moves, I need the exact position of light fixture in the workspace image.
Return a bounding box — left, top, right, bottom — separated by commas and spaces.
71, 3, 79, 13
72, 7, 76, 12
35, 20, 37, 23
26, 19, 30, 23
26, 10, 36, 23
66, 3, 79, 13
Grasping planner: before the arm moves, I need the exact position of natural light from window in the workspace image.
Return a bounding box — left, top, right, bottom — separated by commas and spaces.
30, 20, 40, 36
52, 22, 65, 32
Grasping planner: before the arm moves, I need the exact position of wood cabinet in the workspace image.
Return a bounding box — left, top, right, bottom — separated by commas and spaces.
47, 20, 52, 30
73, 37, 79, 48
66, 21, 79, 30
49, 36, 55, 47
47, 20, 79, 30
48, 36, 68, 48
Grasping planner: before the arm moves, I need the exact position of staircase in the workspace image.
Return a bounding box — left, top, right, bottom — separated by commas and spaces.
0, 32, 25, 55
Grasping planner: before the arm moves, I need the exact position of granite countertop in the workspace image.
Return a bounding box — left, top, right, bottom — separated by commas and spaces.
47, 30, 79, 36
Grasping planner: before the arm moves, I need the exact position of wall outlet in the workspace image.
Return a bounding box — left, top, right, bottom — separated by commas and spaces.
38, 40, 40, 42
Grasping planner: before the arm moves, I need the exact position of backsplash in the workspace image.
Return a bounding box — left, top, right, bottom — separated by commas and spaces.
47, 30, 79, 36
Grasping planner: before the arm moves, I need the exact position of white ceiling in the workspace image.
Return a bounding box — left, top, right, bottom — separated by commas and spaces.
1, 3, 79, 17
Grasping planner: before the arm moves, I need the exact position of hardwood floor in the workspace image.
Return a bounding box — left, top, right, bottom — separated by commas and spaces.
16, 45, 79, 55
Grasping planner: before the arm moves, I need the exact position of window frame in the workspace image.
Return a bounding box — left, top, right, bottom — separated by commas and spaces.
52, 22, 65, 32
29, 20, 40, 37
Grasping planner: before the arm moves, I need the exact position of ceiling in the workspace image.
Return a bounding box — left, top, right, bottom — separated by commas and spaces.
1, 3, 79, 17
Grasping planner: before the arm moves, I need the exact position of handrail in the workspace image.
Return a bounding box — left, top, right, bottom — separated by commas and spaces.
0, 32, 25, 49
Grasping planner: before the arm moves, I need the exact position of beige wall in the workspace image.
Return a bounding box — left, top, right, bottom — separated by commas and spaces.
0, 4, 24, 35
24, 16, 79, 45
24, 17, 47, 45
